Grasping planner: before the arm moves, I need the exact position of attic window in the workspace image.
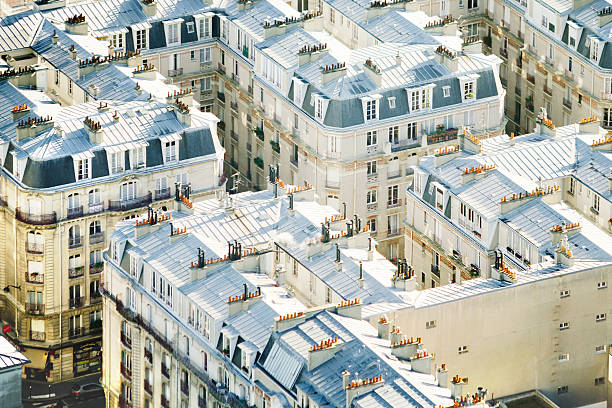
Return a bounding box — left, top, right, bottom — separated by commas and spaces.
590, 37, 601, 62
443, 86, 450, 97
186, 22, 195, 33
388, 97, 396, 109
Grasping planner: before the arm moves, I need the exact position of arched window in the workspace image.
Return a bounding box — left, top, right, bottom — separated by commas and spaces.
26, 231, 44, 253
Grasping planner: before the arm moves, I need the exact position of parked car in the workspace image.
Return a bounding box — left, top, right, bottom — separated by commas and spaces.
71, 382, 104, 400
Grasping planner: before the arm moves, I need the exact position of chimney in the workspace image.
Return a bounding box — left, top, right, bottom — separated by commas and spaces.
108, 43, 115, 58
321, 62, 347, 85
65, 14, 88, 35
368, 237, 374, 261
396, 52, 402, 67
357, 262, 364, 288
307, 337, 343, 370
459, 127, 481, 154
342, 370, 351, 389
237, 0, 254, 12
377, 316, 389, 339
52, 30, 59, 45
297, 43, 329, 67
83, 116, 104, 144
69, 44, 78, 60
435, 45, 458, 72
274, 311, 306, 332
390, 337, 420, 360
598, 6, 612, 27
139, 0, 157, 17
389, 326, 402, 345
336, 298, 361, 319
16, 116, 54, 141
363, 58, 382, 87
579, 115, 600, 135
410, 351, 433, 374
227, 285, 263, 317
433, 145, 460, 168
335, 243, 342, 270
450, 376, 468, 399
345, 375, 385, 408
437, 364, 448, 388
11, 104, 30, 121
509, 132, 515, 146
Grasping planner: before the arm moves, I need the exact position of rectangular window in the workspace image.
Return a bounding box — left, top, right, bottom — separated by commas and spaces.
558, 353, 569, 362
367, 160, 377, 175
591, 39, 600, 62
366, 131, 377, 146
77, 159, 90, 180
411, 88, 431, 111
164, 141, 177, 162
596, 313, 606, 322
467, 0, 477, 9
190, 50, 195, 60
133, 148, 145, 169
407, 122, 417, 139
329, 8, 335, 23
557, 386, 568, 394
186, 22, 194, 33
464, 81, 474, 99
560, 290, 570, 298
135, 30, 147, 50
367, 217, 376, 232
604, 108, 612, 128
595, 377, 605, 386
443, 86, 450, 97
167, 23, 179, 44
458, 345, 468, 354
559, 322, 569, 330
110, 152, 123, 173
388, 97, 396, 109
366, 189, 377, 204
598, 281, 607, 289
425, 320, 436, 329
593, 194, 600, 213
120, 181, 137, 201
596, 345, 606, 353
365, 100, 378, 121
388, 126, 399, 144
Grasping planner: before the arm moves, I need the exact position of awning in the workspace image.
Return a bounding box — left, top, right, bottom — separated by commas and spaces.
23, 348, 48, 370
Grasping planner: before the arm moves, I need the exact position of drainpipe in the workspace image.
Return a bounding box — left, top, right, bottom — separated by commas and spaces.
14, 182, 18, 338
353, 130, 357, 217
59, 191, 64, 381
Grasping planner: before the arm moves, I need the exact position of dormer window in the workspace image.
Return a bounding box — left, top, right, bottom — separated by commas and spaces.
77, 159, 90, 180
443, 86, 450, 97
132, 147, 146, 169
567, 22, 579, 48
111, 33, 124, 49
312, 93, 330, 122
163, 19, 183, 45
464, 81, 475, 99
197, 16, 211, 39
135, 30, 147, 50
110, 151, 123, 174
590, 37, 602, 63
186, 22, 195, 33
164, 141, 177, 163
366, 99, 377, 120
316, 99, 323, 119
388, 97, 396, 109
409, 87, 432, 112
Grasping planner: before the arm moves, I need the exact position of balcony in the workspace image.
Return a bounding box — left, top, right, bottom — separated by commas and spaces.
231, 130, 239, 141
161, 395, 170, 408
386, 228, 401, 238
89, 232, 104, 245
544, 85, 552, 96
563, 97, 572, 109
387, 199, 402, 209
89, 262, 103, 274
120, 362, 132, 380
90, 292, 102, 304
427, 127, 458, 145
544, 56, 554, 67
601, 92, 612, 100
367, 203, 378, 212
25, 303, 44, 315
108, 192, 152, 212
232, 73, 239, 83
218, 62, 226, 74
367, 173, 378, 183
168, 68, 183, 77
161, 362, 170, 379
483, 35, 492, 48
25, 271, 44, 284
246, 142, 252, 152
119, 395, 132, 408
527, 74, 535, 84
230, 101, 239, 112
88, 202, 104, 215
290, 156, 298, 168
254, 157, 264, 169
121, 331, 132, 349
270, 140, 280, 153
499, 47, 508, 59
181, 380, 189, 396
514, 86, 521, 96
16, 208, 57, 225
68, 327, 84, 339
145, 348, 153, 364
218, 121, 225, 131
69, 297, 82, 309
155, 187, 171, 201
144, 380, 152, 396
431, 264, 440, 277
68, 266, 84, 279
68, 236, 82, 249
217, 91, 225, 103
67, 205, 83, 220
30, 330, 45, 342
564, 69, 574, 81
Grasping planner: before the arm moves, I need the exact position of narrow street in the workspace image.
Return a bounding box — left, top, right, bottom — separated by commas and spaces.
23, 373, 105, 408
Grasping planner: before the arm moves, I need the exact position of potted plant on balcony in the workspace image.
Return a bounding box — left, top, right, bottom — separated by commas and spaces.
270, 140, 280, 153
253, 157, 264, 169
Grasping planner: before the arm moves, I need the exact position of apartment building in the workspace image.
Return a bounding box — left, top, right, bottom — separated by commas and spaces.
404, 114, 611, 288
101, 184, 490, 408
0, 74, 224, 382
32, 0, 506, 260
0, 335, 30, 408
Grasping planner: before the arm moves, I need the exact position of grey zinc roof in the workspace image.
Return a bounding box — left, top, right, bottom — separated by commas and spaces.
0, 12, 45, 52
225, 0, 300, 41
0, 335, 29, 370
411, 260, 612, 309
43, 0, 211, 36
256, 27, 319, 69
502, 200, 570, 249
535, 0, 573, 14
260, 310, 446, 407
361, 10, 440, 44
454, 171, 525, 219
324, 0, 371, 24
